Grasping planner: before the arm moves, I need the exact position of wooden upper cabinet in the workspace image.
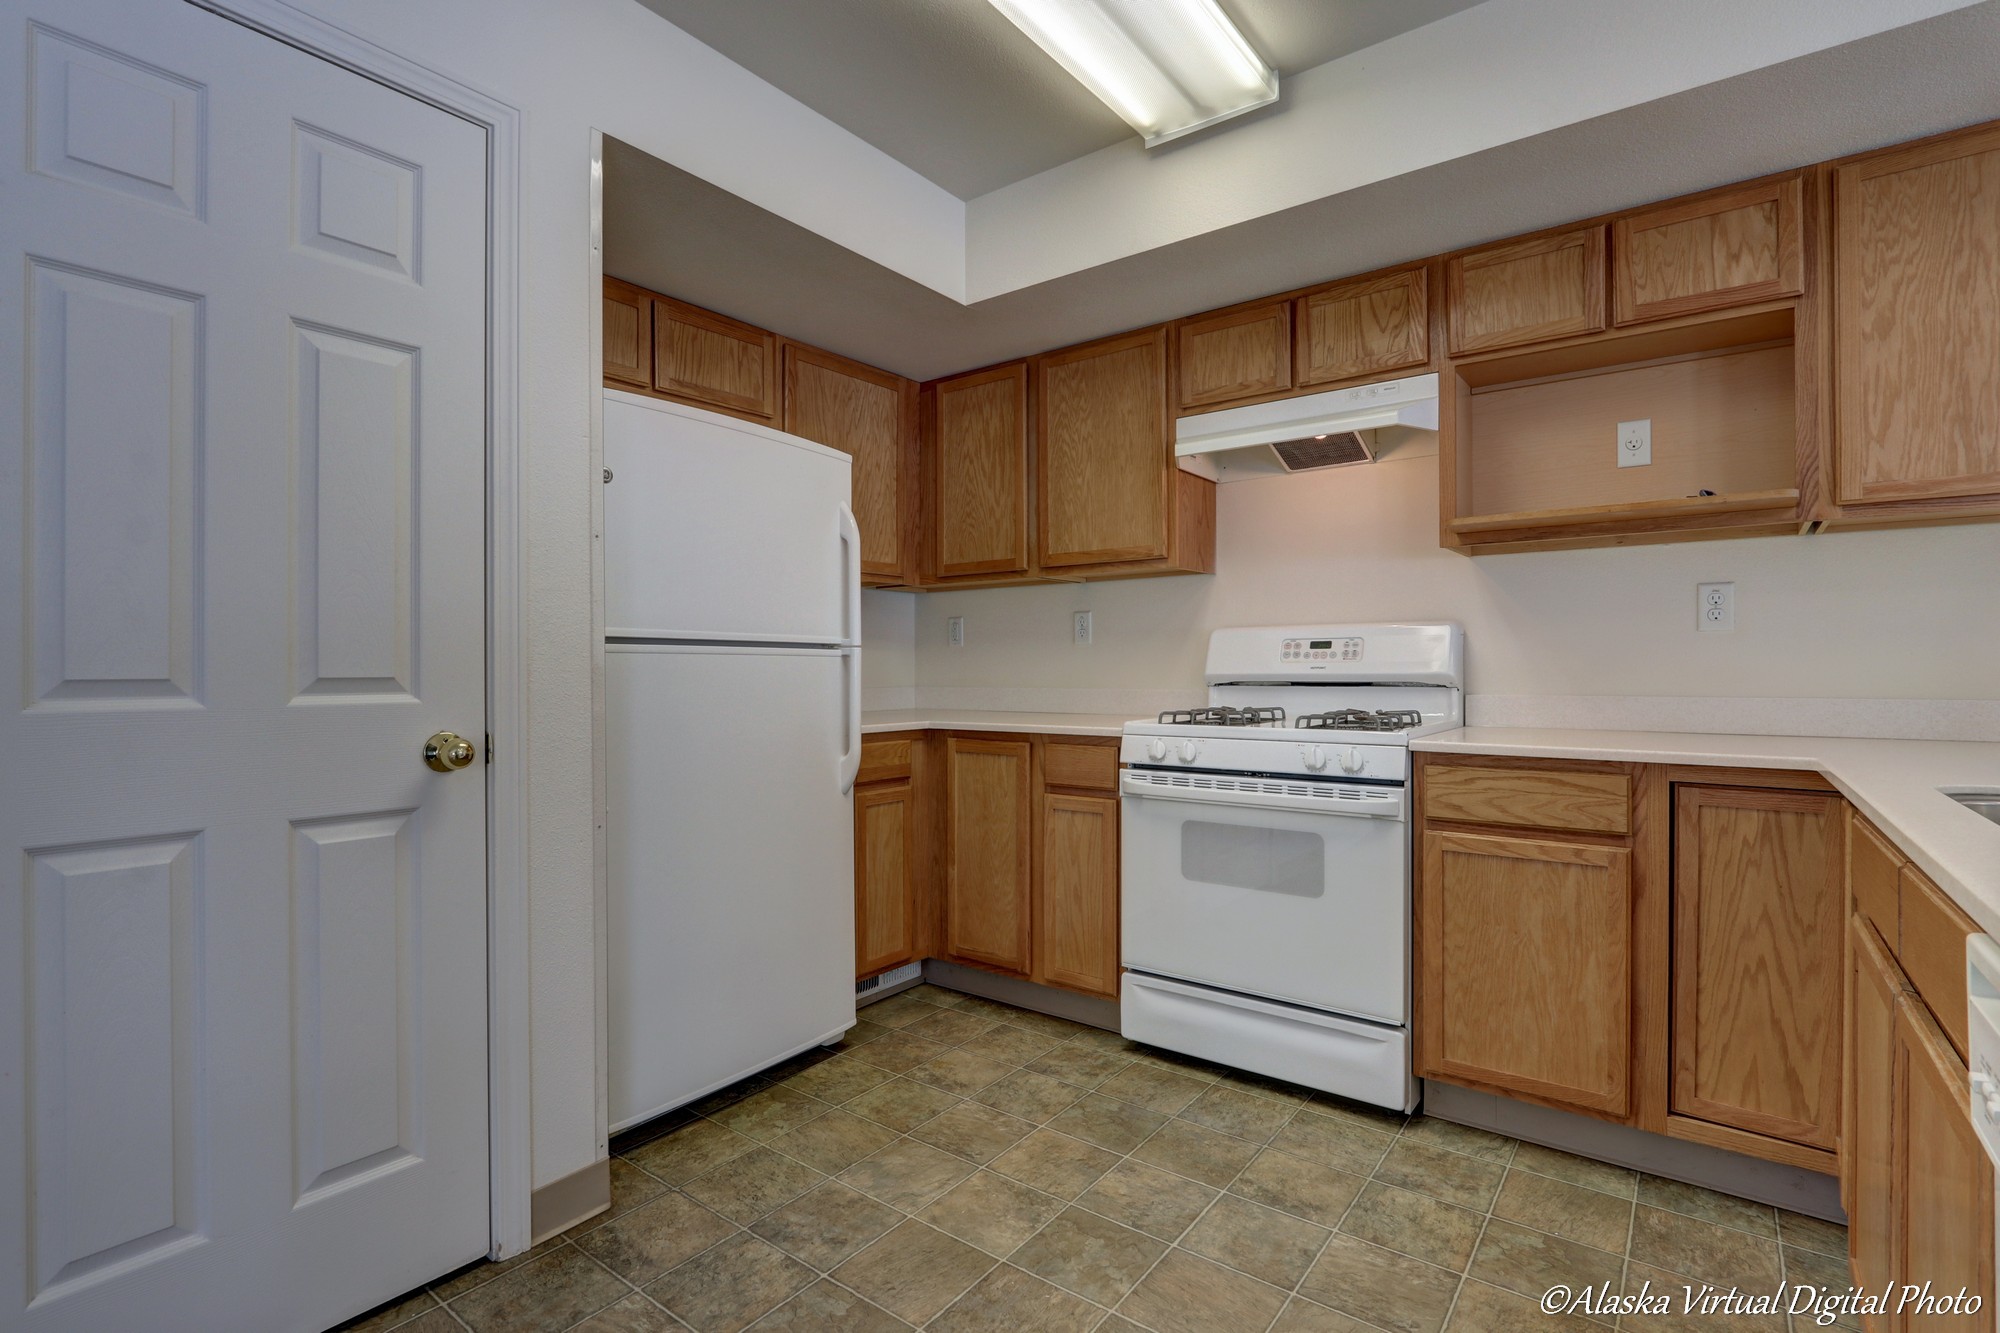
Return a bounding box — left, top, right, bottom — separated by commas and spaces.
1612, 177, 1803, 325
1176, 302, 1290, 411
1036, 327, 1172, 567
603, 278, 652, 387
943, 736, 1034, 975
652, 296, 777, 422
1294, 267, 1430, 388
1894, 993, 1998, 1333
855, 779, 918, 978
930, 363, 1030, 579
1671, 785, 1843, 1151
1447, 226, 1607, 356
1034, 793, 1119, 998
1834, 122, 2000, 507
783, 343, 913, 581
1419, 830, 1633, 1117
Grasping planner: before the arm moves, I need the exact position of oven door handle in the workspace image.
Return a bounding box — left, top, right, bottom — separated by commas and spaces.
1120, 771, 1405, 820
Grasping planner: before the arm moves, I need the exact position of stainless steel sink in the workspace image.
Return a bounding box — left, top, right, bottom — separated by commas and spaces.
1944, 788, 2000, 825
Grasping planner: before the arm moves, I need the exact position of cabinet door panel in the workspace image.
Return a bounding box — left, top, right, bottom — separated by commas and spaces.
945, 737, 1033, 974
603, 278, 651, 387
1613, 178, 1802, 324
1895, 994, 1998, 1333
1294, 267, 1429, 387
1177, 302, 1290, 410
855, 781, 918, 978
1672, 786, 1843, 1148
1448, 226, 1607, 355
653, 297, 777, 421
1036, 328, 1170, 567
932, 364, 1030, 578
784, 344, 912, 580
1419, 831, 1632, 1116
1900, 864, 1979, 1060
1835, 124, 2000, 506
1846, 916, 1900, 1298
1035, 793, 1119, 998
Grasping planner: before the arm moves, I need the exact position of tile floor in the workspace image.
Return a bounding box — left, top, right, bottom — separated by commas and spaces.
339, 983, 1855, 1332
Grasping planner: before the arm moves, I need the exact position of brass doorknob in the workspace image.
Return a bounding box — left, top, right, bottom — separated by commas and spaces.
424, 732, 478, 772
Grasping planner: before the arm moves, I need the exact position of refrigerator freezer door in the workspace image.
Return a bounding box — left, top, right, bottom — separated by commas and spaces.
606, 643, 857, 1129
605, 391, 853, 644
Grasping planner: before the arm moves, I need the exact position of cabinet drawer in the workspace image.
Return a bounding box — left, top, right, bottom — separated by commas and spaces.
1848, 811, 1902, 949
1423, 764, 1630, 834
1043, 741, 1118, 793
857, 738, 913, 785
1901, 864, 1978, 1060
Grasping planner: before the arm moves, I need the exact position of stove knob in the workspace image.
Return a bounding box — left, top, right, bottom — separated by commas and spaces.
1339, 747, 1365, 774
1303, 745, 1328, 771
1147, 739, 1168, 762
1178, 740, 1199, 764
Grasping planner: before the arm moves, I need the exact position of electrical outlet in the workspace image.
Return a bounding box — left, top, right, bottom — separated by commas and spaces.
1617, 419, 1652, 468
946, 615, 965, 647
1697, 582, 1735, 632
1073, 610, 1093, 645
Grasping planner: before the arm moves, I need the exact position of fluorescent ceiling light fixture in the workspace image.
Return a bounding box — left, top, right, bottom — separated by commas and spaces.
988, 0, 1278, 147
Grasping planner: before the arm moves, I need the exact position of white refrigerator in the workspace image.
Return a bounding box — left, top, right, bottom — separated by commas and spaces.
603, 390, 860, 1132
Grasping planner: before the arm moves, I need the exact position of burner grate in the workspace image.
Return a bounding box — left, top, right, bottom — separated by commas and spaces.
1296, 708, 1425, 732
1156, 705, 1287, 727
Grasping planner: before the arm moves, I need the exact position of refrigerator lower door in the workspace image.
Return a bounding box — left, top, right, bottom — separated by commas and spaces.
604, 390, 855, 645
606, 643, 857, 1130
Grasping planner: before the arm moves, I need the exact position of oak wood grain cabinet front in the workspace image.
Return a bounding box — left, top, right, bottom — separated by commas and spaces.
1176, 301, 1290, 411
929, 363, 1031, 580
943, 736, 1034, 975
855, 779, 919, 978
1612, 177, 1803, 325
1294, 266, 1430, 388
1447, 226, 1607, 355
1035, 327, 1172, 567
783, 342, 916, 584
603, 278, 652, 387
1894, 992, 1998, 1333
1422, 763, 1630, 834
1419, 830, 1633, 1117
652, 296, 777, 423
1833, 121, 2000, 513
1671, 785, 1843, 1162
1034, 793, 1119, 998
1846, 914, 1901, 1300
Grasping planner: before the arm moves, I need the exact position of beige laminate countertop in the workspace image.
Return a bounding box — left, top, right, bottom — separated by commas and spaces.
860, 710, 1132, 738
1414, 727, 2000, 940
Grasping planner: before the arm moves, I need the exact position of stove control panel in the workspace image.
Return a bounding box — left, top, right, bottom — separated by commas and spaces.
1282, 636, 1363, 664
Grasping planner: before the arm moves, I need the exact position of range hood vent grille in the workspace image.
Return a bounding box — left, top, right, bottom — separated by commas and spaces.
1272, 431, 1373, 471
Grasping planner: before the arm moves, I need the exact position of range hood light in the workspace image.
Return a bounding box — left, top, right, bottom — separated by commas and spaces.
987, 0, 1279, 147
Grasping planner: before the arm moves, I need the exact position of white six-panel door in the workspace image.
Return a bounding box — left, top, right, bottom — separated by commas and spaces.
0, 3, 491, 1329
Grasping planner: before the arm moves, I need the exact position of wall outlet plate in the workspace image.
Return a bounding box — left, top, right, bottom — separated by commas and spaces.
947, 615, 965, 647
1618, 419, 1652, 468
1073, 610, 1092, 645
1697, 582, 1734, 632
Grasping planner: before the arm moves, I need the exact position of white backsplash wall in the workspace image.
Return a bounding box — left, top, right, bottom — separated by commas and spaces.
862, 590, 918, 710
911, 441, 2000, 734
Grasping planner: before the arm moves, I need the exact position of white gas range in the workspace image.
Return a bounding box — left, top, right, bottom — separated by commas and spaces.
1118, 623, 1464, 1112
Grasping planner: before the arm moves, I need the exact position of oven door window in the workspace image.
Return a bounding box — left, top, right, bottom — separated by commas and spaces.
1181, 820, 1324, 898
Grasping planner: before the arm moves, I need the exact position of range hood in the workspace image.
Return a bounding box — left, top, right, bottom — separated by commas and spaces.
1175, 372, 1438, 482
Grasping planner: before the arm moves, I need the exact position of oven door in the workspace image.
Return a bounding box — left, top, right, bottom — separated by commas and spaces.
1120, 767, 1407, 1024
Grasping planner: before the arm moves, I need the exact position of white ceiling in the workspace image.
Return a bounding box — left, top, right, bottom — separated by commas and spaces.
606, 0, 2000, 381
627, 0, 1483, 199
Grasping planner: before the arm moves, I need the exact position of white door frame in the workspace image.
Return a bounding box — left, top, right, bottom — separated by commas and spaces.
183, 0, 535, 1259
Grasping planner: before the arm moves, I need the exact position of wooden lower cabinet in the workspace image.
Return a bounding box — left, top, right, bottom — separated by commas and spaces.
1893, 993, 1997, 1332
1671, 784, 1844, 1160
1034, 793, 1119, 998
943, 736, 1035, 975
1418, 830, 1633, 1116
1847, 915, 1901, 1298
854, 779, 918, 978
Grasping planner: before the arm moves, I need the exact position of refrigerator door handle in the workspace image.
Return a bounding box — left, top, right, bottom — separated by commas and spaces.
839, 647, 862, 794
837, 503, 862, 647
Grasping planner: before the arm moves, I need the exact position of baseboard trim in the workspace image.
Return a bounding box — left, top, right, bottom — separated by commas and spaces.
529, 1158, 611, 1244
1422, 1080, 1845, 1222
924, 960, 1119, 1031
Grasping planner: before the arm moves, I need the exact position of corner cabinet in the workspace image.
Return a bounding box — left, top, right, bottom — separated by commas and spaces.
926, 363, 1032, 583
942, 736, 1035, 975
1829, 121, 2000, 521
782, 342, 917, 585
